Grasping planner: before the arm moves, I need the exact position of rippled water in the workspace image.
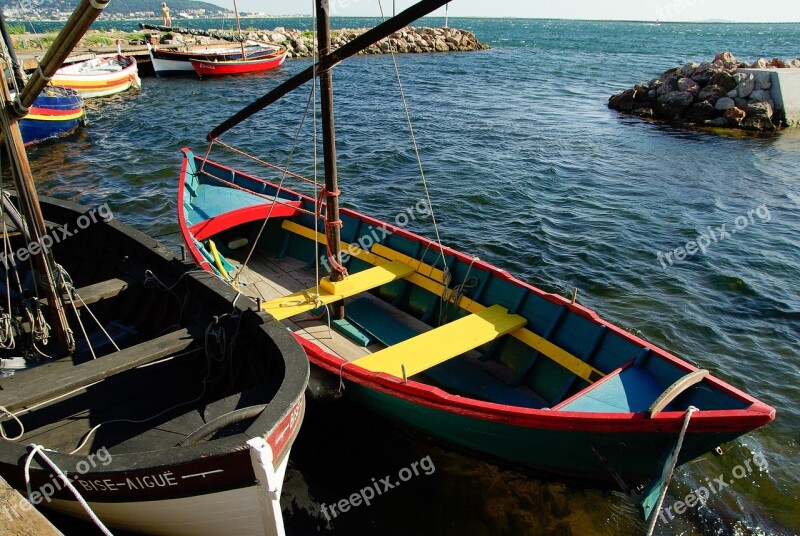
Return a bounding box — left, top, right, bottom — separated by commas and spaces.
27, 18, 799, 536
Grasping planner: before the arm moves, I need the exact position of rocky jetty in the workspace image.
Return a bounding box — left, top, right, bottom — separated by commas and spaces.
159, 26, 489, 57
608, 52, 800, 132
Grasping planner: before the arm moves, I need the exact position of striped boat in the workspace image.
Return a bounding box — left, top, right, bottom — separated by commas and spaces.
16, 86, 85, 146
51, 55, 141, 98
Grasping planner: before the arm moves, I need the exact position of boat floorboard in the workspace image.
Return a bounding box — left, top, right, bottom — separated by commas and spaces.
231, 253, 376, 363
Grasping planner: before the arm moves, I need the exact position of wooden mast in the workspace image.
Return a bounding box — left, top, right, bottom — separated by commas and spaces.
316, 0, 345, 318
0, 0, 108, 355
232, 0, 246, 59
0, 62, 75, 354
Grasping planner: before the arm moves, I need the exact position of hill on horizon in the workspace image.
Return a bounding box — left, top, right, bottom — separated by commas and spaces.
2, 0, 230, 15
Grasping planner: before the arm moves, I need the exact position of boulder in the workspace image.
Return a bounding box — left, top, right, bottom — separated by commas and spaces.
698, 84, 727, 102
659, 67, 683, 82
742, 101, 775, 131
655, 91, 695, 118
726, 89, 738, 98
752, 58, 769, 69
684, 101, 717, 123
692, 67, 722, 85
656, 77, 679, 97
734, 97, 749, 110
677, 77, 701, 94
749, 89, 772, 103
648, 78, 663, 90
787, 59, 800, 68
709, 71, 737, 91
682, 61, 699, 77
714, 51, 738, 71
271, 32, 285, 42
632, 107, 655, 118
715, 97, 736, 111
753, 71, 771, 90
770, 58, 786, 68
724, 107, 746, 126
736, 75, 755, 98
608, 86, 650, 111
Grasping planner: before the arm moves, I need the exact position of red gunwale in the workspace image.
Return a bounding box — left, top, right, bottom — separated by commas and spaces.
28, 106, 83, 117
178, 149, 776, 435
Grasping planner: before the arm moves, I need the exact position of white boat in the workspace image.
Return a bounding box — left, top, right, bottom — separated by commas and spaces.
51, 55, 140, 98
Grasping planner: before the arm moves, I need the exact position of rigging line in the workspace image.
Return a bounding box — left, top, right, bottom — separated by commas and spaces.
230, 80, 318, 288
192, 169, 316, 217
212, 140, 317, 186
377, 0, 448, 273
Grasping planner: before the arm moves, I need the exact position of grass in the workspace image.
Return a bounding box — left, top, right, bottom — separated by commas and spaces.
7, 24, 26, 35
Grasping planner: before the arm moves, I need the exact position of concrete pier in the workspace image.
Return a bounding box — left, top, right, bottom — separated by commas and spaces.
740, 68, 800, 126
0, 476, 63, 535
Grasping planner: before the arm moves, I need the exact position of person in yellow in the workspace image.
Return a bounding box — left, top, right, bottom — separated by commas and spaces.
161, 2, 171, 26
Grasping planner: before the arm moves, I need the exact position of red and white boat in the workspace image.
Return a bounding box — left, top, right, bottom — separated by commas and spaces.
191, 47, 288, 77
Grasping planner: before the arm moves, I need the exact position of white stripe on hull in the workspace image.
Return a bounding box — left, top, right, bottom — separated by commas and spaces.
44, 452, 290, 536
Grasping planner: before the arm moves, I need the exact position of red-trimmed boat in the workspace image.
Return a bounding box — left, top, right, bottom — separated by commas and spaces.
176, 0, 774, 502
191, 47, 288, 77
14, 86, 85, 146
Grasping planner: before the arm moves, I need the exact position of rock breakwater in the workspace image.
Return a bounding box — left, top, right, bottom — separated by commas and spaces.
608, 51, 800, 132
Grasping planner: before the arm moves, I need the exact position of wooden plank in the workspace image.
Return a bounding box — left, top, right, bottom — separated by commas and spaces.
281, 220, 383, 265
0, 328, 196, 413
70, 276, 137, 307
354, 305, 527, 377
371, 243, 448, 284
647, 369, 709, 418
262, 261, 414, 320
280, 219, 604, 383
0, 476, 64, 535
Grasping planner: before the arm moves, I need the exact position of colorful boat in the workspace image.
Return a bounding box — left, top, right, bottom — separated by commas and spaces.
16, 86, 85, 146
147, 42, 282, 77
51, 54, 141, 98
178, 0, 774, 505
191, 47, 288, 77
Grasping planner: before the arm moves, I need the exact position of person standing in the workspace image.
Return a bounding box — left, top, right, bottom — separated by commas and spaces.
161, 2, 171, 26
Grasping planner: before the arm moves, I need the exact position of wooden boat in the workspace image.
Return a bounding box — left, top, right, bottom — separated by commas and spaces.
147, 42, 282, 77
51, 54, 141, 98
0, 195, 307, 535
191, 48, 288, 77
15, 86, 85, 146
178, 0, 774, 503
0, 3, 307, 534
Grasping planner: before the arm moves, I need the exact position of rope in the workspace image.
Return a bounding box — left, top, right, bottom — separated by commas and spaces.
378, 0, 448, 273
440, 256, 479, 323
213, 140, 317, 186
316, 188, 348, 277
24, 444, 113, 535
645, 406, 698, 536
0, 405, 24, 441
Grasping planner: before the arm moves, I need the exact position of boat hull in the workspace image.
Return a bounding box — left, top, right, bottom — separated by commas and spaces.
51, 55, 140, 98
18, 87, 84, 145
0, 195, 309, 535
191, 50, 288, 77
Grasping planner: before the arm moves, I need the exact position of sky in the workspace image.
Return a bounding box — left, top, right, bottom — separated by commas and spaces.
231, 0, 800, 23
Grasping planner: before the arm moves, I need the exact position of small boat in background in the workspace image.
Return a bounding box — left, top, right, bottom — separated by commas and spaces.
16, 86, 85, 146
51, 54, 140, 98
191, 47, 288, 77
147, 42, 281, 77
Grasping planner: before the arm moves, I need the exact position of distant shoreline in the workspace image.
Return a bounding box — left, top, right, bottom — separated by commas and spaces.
7, 16, 800, 25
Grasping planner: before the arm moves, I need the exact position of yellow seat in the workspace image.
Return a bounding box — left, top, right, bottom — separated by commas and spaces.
354, 305, 527, 377
262, 260, 415, 320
